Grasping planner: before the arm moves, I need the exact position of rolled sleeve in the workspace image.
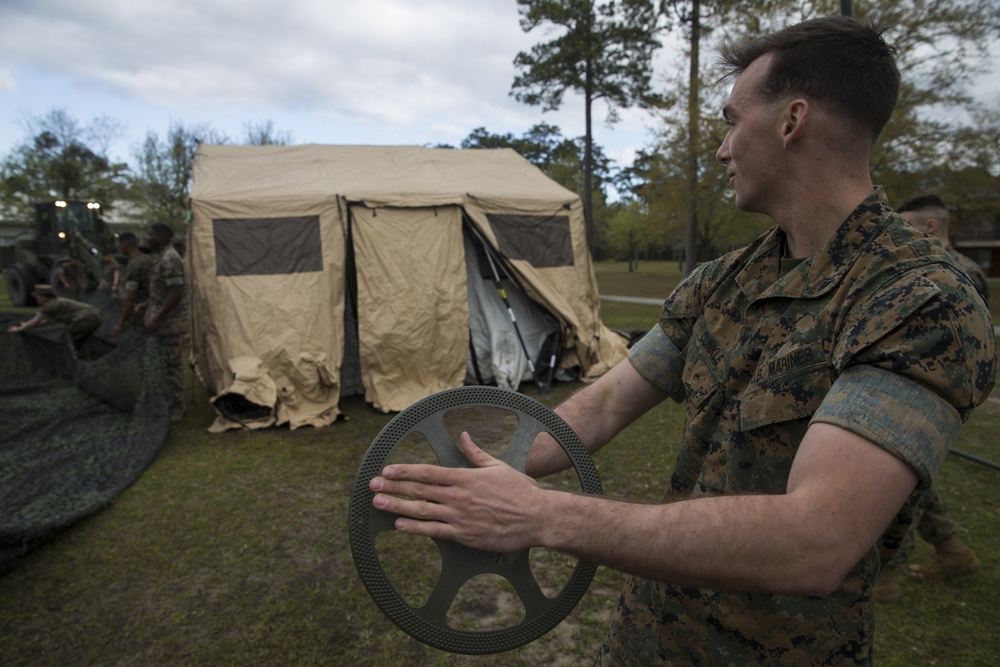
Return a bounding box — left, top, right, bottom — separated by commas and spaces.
627, 325, 685, 399
811, 364, 960, 486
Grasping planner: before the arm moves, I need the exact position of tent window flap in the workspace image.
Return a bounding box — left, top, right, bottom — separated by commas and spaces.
485, 214, 573, 268
214, 216, 323, 276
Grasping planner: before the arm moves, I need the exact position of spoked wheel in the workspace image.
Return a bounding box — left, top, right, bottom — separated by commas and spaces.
349, 385, 602, 655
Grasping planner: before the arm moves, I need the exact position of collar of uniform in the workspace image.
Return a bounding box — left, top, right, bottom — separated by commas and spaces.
737, 187, 893, 301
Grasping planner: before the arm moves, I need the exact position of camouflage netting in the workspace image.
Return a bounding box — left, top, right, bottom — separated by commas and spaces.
0, 293, 171, 574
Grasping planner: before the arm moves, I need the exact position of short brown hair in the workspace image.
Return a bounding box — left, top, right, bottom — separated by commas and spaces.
716, 16, 899, 143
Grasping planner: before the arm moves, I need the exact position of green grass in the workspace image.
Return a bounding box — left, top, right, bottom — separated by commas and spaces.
593, 259, 684, 300
0, 264, 998, 666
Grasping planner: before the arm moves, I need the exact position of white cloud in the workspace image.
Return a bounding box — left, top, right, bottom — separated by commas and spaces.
6, 1, 992, 170
0, 67, 17, 93
0, 0, 536, 127
0, 0, 684, 163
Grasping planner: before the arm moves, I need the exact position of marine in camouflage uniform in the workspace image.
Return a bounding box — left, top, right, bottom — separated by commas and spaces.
99, 253, 121, 293
6, 284, 102, 358
144, 224, 189, 422
54, 258, 88, 301
112, 232, 155, 335
41, 296, 102, 346
873, 194, 990, 600
896, 193, 991, 304
364, 18, 996, 666
947, 247, 989, 302
891, 486, 969, 568
125, 251, 154, 322
593, 189, 995, 665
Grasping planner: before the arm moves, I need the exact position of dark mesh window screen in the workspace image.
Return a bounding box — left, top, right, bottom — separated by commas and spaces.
485, 214, 573, 268
214, 216, 323, 276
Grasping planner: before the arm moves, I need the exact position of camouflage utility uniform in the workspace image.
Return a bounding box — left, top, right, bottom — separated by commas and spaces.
948, 247, 989, 302
146, 244, 189, 420
893, 486, 960, 565
101, 256, 121, 292
54, 261, 87, 301
889, 245, 990, 569
597, 190, 995, 666
122, 252, 154, 327
40, 298, 102, 356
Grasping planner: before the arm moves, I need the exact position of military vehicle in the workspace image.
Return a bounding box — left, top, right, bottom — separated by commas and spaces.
2, 199, 117, 306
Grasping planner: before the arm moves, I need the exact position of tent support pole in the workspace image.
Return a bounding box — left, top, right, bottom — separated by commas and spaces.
481, 239, 540, 392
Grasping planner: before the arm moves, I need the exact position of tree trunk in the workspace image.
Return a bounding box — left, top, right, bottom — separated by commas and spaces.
628, 230, 638, 272
683, 0, 701, 276
584, 68, 595, 255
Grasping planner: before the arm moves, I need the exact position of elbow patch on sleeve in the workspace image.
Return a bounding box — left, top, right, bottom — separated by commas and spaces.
628, 324, 685, 399
811, 365, 960, 487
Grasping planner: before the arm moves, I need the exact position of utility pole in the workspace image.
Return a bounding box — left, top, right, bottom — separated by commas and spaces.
840, 1, 852, 16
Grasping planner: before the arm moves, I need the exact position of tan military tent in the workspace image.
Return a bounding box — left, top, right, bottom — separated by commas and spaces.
188, 144, 627, 430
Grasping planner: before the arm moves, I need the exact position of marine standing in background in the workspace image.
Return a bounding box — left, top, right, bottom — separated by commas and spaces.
896, 193, 990, 301
143, 223, 189, 423
111, 232, 154, 336
872, 193, 988, 603
99, 251, 121, 294
54, 257, 88, 301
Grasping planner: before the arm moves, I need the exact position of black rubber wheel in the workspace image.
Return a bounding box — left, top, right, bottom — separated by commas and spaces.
4, 264, 37, 307
349, 385, 602, 654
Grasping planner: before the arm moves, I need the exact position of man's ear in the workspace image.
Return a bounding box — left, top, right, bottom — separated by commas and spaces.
782, 99, 809, 149
925, 218, 940, 235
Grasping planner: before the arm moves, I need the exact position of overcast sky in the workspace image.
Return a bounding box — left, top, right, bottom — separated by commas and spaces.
0, 0, 666, 169
1, 0, 998, 175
